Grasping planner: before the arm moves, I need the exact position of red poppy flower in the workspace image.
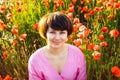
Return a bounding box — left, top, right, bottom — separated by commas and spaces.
45, 3, 50, 8
15, 1, 23, 6
79, 25, 87, 31
54, 0, 64, 7
81, 6, 88, 13
83, 29, 91, 37
72, 0, 77, 4
66, 13, 73, 20
9, 3, 14, 9
0, 5, 6, 13
11, 27, 18, 35
101, 27, 108, 33
109, 29, 119, 37
13, 40, 18, 45
77, 32, 84, 38
68, 3, 74, 7
73, 18, 79, 24
89, 10, 95, 15
114, 2, 120, 9
107, 13, 114, 18
19, 33, 27, 41
68, 6, 74, 13
73, 39, 82, 46
78, 45, 83, 51
81, 1, 85, 5
0, 75, 3, 80
76, 23, 83, 28
6, 13, 12, 19
33, 23, 39, 30
0, 21, 7, 31
3, 47, 8, 51
106, 2, 113, 7
84, 39, 90, 44
16, 7, 21, 12
87, 43, 94, 50
98, 35, 104, 40
84, 13, 89, 20
111, 66, 120, 78
93, 45, 100, 51
2, 52, 8, 59
69, 35, 74, 41
73, 24, 78, 32
94, 7, 100, 12
98, 15, 102, 20
99, 7, 104, 12
100, 41, 107, 47
97, 0, 103, 5
109, 0, 115, 3
92, 51, 101, 60
4, 75, 12, 80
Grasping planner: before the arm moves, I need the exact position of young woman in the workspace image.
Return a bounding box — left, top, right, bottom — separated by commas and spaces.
28, 12, 87, 80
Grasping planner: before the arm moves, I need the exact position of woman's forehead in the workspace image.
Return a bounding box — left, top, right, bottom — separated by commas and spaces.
47, 27, 67, 31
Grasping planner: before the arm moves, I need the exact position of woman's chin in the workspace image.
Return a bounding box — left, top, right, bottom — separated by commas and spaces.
51, 44, 63, 48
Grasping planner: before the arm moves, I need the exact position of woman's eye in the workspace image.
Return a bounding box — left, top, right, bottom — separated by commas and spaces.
60, 32, 65, 34
50, 32, 55, 34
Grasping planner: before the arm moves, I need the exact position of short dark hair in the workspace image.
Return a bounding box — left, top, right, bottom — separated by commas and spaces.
38, 12, 73, 39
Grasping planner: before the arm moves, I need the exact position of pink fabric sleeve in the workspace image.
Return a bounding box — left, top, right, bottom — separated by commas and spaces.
77, 51, 87, 80
28, 62, 42, 80
29, 72, 42, 80
28, 56, 45, 80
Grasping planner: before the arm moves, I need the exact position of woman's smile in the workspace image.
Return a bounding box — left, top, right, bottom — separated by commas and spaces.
53, 41, 61, 45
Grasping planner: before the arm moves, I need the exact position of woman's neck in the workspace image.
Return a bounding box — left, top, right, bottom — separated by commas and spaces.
46, 44, 67, 56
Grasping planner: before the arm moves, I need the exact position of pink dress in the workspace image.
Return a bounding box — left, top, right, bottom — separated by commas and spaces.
28, 44, 87, 80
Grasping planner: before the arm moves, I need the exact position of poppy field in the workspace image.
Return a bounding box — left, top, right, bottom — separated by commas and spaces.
0, 0, 120, 80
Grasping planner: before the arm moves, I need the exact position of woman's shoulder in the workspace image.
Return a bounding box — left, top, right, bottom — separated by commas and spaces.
28, 47, 45, 62
67, 44, 84, 56
68, 44, 81, 51
32, 48, 43, 56
67, 44, 85, 62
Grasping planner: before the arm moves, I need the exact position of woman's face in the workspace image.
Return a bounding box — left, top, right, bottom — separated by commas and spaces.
46, 27, 68, 49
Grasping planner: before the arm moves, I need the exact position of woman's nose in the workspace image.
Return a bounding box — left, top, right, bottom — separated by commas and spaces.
54, 33, 60, 39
